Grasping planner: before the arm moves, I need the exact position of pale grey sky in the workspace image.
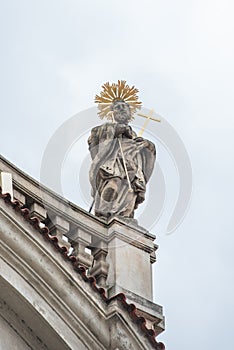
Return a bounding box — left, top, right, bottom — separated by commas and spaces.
1, 1, 234, 349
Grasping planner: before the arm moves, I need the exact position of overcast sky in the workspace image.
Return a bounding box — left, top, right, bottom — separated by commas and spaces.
1, 1, 234, 349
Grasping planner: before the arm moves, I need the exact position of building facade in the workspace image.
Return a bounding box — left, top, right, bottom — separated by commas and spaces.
0, 155, 165, 350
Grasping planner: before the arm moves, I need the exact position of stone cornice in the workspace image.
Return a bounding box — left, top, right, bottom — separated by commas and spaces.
0, 204, 109, 350
0, 194, 165, 350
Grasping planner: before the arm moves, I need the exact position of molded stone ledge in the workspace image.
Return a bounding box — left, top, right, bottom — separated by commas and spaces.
105, 220, 157, 255
106, 300, 157, 350
108, 287, 165, 336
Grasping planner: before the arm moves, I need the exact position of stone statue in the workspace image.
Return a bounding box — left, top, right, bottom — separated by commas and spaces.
88, 81, 156, 220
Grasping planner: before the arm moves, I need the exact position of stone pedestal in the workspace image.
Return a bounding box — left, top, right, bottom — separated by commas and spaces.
95, 217, 165, 335
105, 219, 156, 300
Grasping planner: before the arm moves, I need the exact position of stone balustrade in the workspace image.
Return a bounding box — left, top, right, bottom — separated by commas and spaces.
0, 156, 116, 290
0, 155, 164, 336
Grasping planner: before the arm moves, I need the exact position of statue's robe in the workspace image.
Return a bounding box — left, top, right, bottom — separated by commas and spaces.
88, 122, 156, 219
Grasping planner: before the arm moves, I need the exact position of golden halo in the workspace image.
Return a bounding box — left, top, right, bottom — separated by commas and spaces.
94, 80, 142, 121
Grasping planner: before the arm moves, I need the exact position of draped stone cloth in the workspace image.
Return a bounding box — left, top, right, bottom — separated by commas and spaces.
88, 122, 156, 219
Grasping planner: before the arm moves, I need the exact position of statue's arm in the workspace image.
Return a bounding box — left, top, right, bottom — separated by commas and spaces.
88, 123, 118, 160
88, 126, 100, 159
134, 136, 156, 155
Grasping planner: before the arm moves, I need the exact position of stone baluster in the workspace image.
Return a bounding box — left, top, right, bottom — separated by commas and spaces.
29, 202, 47, 222
89, 241, 109, 288
49, 215, 71, 251
68, 227, 93, 269
13, 189, 26, 206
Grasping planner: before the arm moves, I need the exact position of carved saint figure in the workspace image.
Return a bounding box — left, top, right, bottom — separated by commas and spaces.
88, 81, 156, 220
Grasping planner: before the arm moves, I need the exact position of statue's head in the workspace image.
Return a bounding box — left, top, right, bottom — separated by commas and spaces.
111, 100, 131, 124
95, 81, 141, 122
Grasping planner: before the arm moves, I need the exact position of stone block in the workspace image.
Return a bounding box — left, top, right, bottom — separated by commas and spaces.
0, 172, 13, 199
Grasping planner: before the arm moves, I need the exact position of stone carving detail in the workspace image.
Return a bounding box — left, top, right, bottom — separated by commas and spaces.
49, 215, 71, 251
88, 100, 156, 220
89, 241, 109, 287
68, 227, 93, 269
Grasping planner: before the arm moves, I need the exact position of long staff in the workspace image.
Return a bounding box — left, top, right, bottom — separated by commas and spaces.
112, 113, 133, 193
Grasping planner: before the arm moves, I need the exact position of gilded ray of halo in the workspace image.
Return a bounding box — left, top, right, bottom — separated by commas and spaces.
95, 80, 142, 120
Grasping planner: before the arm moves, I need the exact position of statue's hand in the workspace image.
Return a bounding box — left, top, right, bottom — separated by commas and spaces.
134, 137, 144, 142
134, 137, 156, 154
115, 124, 133, 138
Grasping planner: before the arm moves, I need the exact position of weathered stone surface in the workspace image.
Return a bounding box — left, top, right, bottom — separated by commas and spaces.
88, 100, 156, 219
89, 242, 109, 287
29, 202, 47, 221
13, 188, 26, 205
0, 172, 13, 198
0, 154, 165, 349
0, 203, 109, 350
69, 227, 93, 268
